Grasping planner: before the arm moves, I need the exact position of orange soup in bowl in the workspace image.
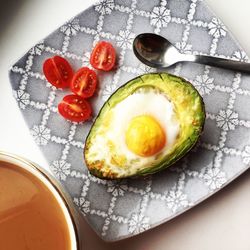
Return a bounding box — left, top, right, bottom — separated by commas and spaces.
0, 153, 78, 250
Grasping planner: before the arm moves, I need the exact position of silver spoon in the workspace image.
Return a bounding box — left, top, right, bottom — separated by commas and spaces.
133, 33, 250, 73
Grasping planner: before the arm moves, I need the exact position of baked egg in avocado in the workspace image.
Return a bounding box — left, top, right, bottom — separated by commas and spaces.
84, 73, 205, 179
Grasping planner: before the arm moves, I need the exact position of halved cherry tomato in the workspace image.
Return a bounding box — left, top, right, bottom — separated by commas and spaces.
43, 56, 73, 88
58, 95, 92, 122
70, 67, 98, 98
90, 41, 116, 71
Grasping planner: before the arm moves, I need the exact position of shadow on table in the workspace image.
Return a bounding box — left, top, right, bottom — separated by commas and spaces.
81, 168, 250, 250
0, 0, 26, 34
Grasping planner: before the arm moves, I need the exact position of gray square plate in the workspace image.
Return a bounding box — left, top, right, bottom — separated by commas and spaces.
9, 0, 250, 241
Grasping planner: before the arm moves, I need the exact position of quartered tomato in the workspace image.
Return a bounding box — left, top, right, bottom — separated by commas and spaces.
43, 56, 73, 88
58, 95, 92, 122
90, 41, 116, 71
70, 67, 98, 98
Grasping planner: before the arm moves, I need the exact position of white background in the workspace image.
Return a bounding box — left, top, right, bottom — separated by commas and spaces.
0, 0, 250, 249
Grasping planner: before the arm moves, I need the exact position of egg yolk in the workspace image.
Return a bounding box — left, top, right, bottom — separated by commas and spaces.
125, 115, 166, 157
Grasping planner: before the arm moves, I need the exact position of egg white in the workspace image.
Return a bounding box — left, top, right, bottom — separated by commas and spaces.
106, 90, 180, 161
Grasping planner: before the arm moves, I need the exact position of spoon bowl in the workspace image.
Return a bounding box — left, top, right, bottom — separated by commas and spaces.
133, 33, 250, 73
133, 33, 184, 68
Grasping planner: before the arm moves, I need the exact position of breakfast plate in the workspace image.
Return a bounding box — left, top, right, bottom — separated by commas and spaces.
9, 0, 250, 241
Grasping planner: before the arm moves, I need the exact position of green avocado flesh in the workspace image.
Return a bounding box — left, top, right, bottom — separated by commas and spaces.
84, 73, 205, 179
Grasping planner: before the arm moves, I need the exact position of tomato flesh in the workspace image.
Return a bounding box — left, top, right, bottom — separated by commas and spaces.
90, 41, 116, 71
70, 67, 98, 98
58, 95, 92, 122
43, 56, 73, 88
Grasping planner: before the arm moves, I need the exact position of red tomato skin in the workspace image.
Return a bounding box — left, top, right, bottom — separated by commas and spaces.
58, 94, 92, 122
70, 67, 98, 98
90, 41, 116, 71
43, 56, 73, 89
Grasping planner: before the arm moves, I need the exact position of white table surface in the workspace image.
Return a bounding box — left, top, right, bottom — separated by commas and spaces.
1, 0, 250, 249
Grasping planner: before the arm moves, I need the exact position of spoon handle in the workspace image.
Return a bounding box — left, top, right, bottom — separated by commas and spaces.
192, 55, 250, 73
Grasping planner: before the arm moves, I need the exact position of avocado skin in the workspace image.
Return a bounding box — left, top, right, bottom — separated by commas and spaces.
84, 73, 206, 179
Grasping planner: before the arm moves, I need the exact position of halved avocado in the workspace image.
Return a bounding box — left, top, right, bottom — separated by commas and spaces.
84, 73, 205, 179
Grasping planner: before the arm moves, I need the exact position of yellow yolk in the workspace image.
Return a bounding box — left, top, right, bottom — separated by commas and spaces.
125, 115, 166, 157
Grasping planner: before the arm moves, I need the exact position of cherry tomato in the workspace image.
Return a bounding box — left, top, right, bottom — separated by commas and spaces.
70, 67, 98, 98
90, 41, 116, 71
43, 56, 73, 88
58, 95, 92, 122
